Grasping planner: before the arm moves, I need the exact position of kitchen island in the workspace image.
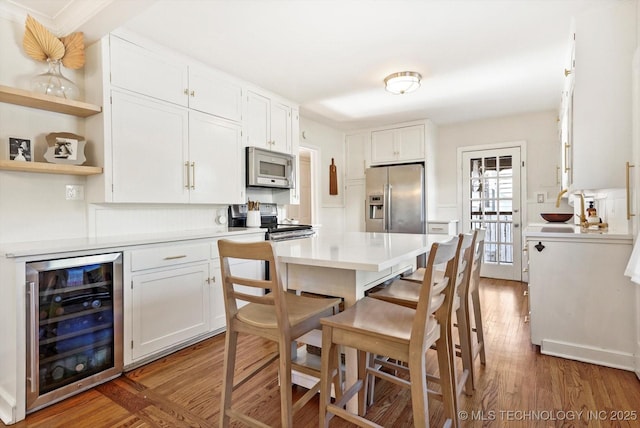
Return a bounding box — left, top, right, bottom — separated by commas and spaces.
273, 231, 455, 409
275, 231, 450, 305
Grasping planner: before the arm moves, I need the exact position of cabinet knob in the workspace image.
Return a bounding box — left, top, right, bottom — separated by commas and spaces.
564, 68, 572, 77
184, 88, 189, 95
190, 90, 195, 97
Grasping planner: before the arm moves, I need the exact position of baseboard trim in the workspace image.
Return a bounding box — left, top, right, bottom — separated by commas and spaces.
541, 339, 635, 371
0, 386, 17, 425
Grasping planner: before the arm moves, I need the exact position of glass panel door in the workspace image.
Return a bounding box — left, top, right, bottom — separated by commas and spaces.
26, 253, 123, 411
463, 147, 522, 280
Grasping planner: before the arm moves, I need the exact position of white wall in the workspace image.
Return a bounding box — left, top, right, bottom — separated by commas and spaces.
299, 116, 345, 231
435, 110, 571, 226
0, 15, 89, 244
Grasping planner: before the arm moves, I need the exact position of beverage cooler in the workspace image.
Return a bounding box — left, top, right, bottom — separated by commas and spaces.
25, 253, 123, 412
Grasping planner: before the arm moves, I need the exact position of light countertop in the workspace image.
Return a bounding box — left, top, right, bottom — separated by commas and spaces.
273, 231, 453, 271
524, 223, 632, 242
1, 227, 266, 259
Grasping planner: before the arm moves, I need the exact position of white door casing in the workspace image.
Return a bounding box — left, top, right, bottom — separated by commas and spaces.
459, 143, 526, 281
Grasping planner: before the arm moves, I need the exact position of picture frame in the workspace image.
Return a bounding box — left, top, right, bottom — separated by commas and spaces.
8, 137, 32, 162
44, 132, 86, 165
54, 137, 78, 161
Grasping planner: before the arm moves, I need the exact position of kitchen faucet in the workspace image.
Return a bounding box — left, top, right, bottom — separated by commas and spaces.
555, 189, 567, 207
556, 188, 586, 225
576, 193, 586, 225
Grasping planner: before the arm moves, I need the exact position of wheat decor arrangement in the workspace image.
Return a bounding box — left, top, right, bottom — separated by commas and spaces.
22, 15, 85, 100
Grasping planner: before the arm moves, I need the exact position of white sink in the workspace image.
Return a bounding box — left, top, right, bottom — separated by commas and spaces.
541, 227, 575, 233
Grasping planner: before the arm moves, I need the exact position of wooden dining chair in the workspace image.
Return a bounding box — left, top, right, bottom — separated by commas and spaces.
319, 236, 461, 428
368, 231, 477, 401
217, 239, 341, 428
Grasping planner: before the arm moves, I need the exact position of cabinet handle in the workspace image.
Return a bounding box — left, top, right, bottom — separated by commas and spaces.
183, 88, 189, 95
563, 143, 571, 173
626, 161, 635, 220
164, 255, 187, 260
190, 90, 195, 97
191, 162, 195, 189
564, 68, 572, 77
522, 267, 529, 273
556, 166, 560, 185
185, 162, 190, 189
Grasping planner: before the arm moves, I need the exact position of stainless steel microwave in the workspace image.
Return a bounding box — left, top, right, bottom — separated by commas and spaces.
246, 146, 294, 189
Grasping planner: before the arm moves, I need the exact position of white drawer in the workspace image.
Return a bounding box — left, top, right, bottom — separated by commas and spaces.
130, 243, 210, 272
428, 220, 458, 235
428, 223, 449, 234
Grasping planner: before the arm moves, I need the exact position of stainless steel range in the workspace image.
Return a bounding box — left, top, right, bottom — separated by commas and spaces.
228, 203, 315, 241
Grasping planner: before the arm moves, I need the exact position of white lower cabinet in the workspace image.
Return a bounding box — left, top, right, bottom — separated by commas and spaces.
126, 242, 211, 365
210, 234, 265, 333
527, 237, 635, 370
131, 262, 211, 361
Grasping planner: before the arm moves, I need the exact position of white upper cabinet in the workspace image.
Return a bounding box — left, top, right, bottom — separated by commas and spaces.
86, 35, 246, 204
371, 124, 425, 165
109, 91, 243, 204
345, 132, 370, 180
109, 35, 242, 123
110, 35, 189, 107
570, 2, 635, 191
188, 111, 243, 204
86, 32, 298, 204
111, 90, 189, 203
188, 65, 242, 122
245, 90, 292, 153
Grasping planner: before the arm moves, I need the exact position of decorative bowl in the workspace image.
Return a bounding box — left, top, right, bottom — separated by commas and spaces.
540, 213, 574, 223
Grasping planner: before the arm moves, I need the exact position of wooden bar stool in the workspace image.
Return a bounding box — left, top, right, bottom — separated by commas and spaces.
319, 236, 461, 428
368, 231, 476, 407
217, 239, 341, 428
383, 230, 487, 392
468, 229, 487, 372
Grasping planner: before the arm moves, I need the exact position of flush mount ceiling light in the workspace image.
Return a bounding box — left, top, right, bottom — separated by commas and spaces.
384, 71, 422, 94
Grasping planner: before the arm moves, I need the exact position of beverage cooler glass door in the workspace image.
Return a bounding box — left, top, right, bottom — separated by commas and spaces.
25, 253, 123, 412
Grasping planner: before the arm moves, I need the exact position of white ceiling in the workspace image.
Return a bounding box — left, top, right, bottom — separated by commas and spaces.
5, 0, 610, 129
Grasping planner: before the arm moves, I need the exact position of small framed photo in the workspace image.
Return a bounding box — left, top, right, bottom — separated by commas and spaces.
54, 137, 78, 161
8, 137, 32, 162
44, 132, 86, 165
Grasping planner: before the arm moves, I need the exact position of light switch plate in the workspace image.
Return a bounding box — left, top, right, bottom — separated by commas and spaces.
65, 184, 84, 201
536, 192, 545, 203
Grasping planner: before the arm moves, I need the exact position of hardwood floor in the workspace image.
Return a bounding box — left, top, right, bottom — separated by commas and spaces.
6, 279, 640, 427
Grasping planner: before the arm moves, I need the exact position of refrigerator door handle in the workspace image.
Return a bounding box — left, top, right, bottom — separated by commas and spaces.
383, 184, 388, 231
387, 185, 393, 231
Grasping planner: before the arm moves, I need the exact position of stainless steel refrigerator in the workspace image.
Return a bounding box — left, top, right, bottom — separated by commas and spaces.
365, 163, 425, 233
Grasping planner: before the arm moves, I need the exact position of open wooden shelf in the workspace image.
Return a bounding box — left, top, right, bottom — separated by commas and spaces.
0, 85, 101, 117
0, 160, 102, 176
